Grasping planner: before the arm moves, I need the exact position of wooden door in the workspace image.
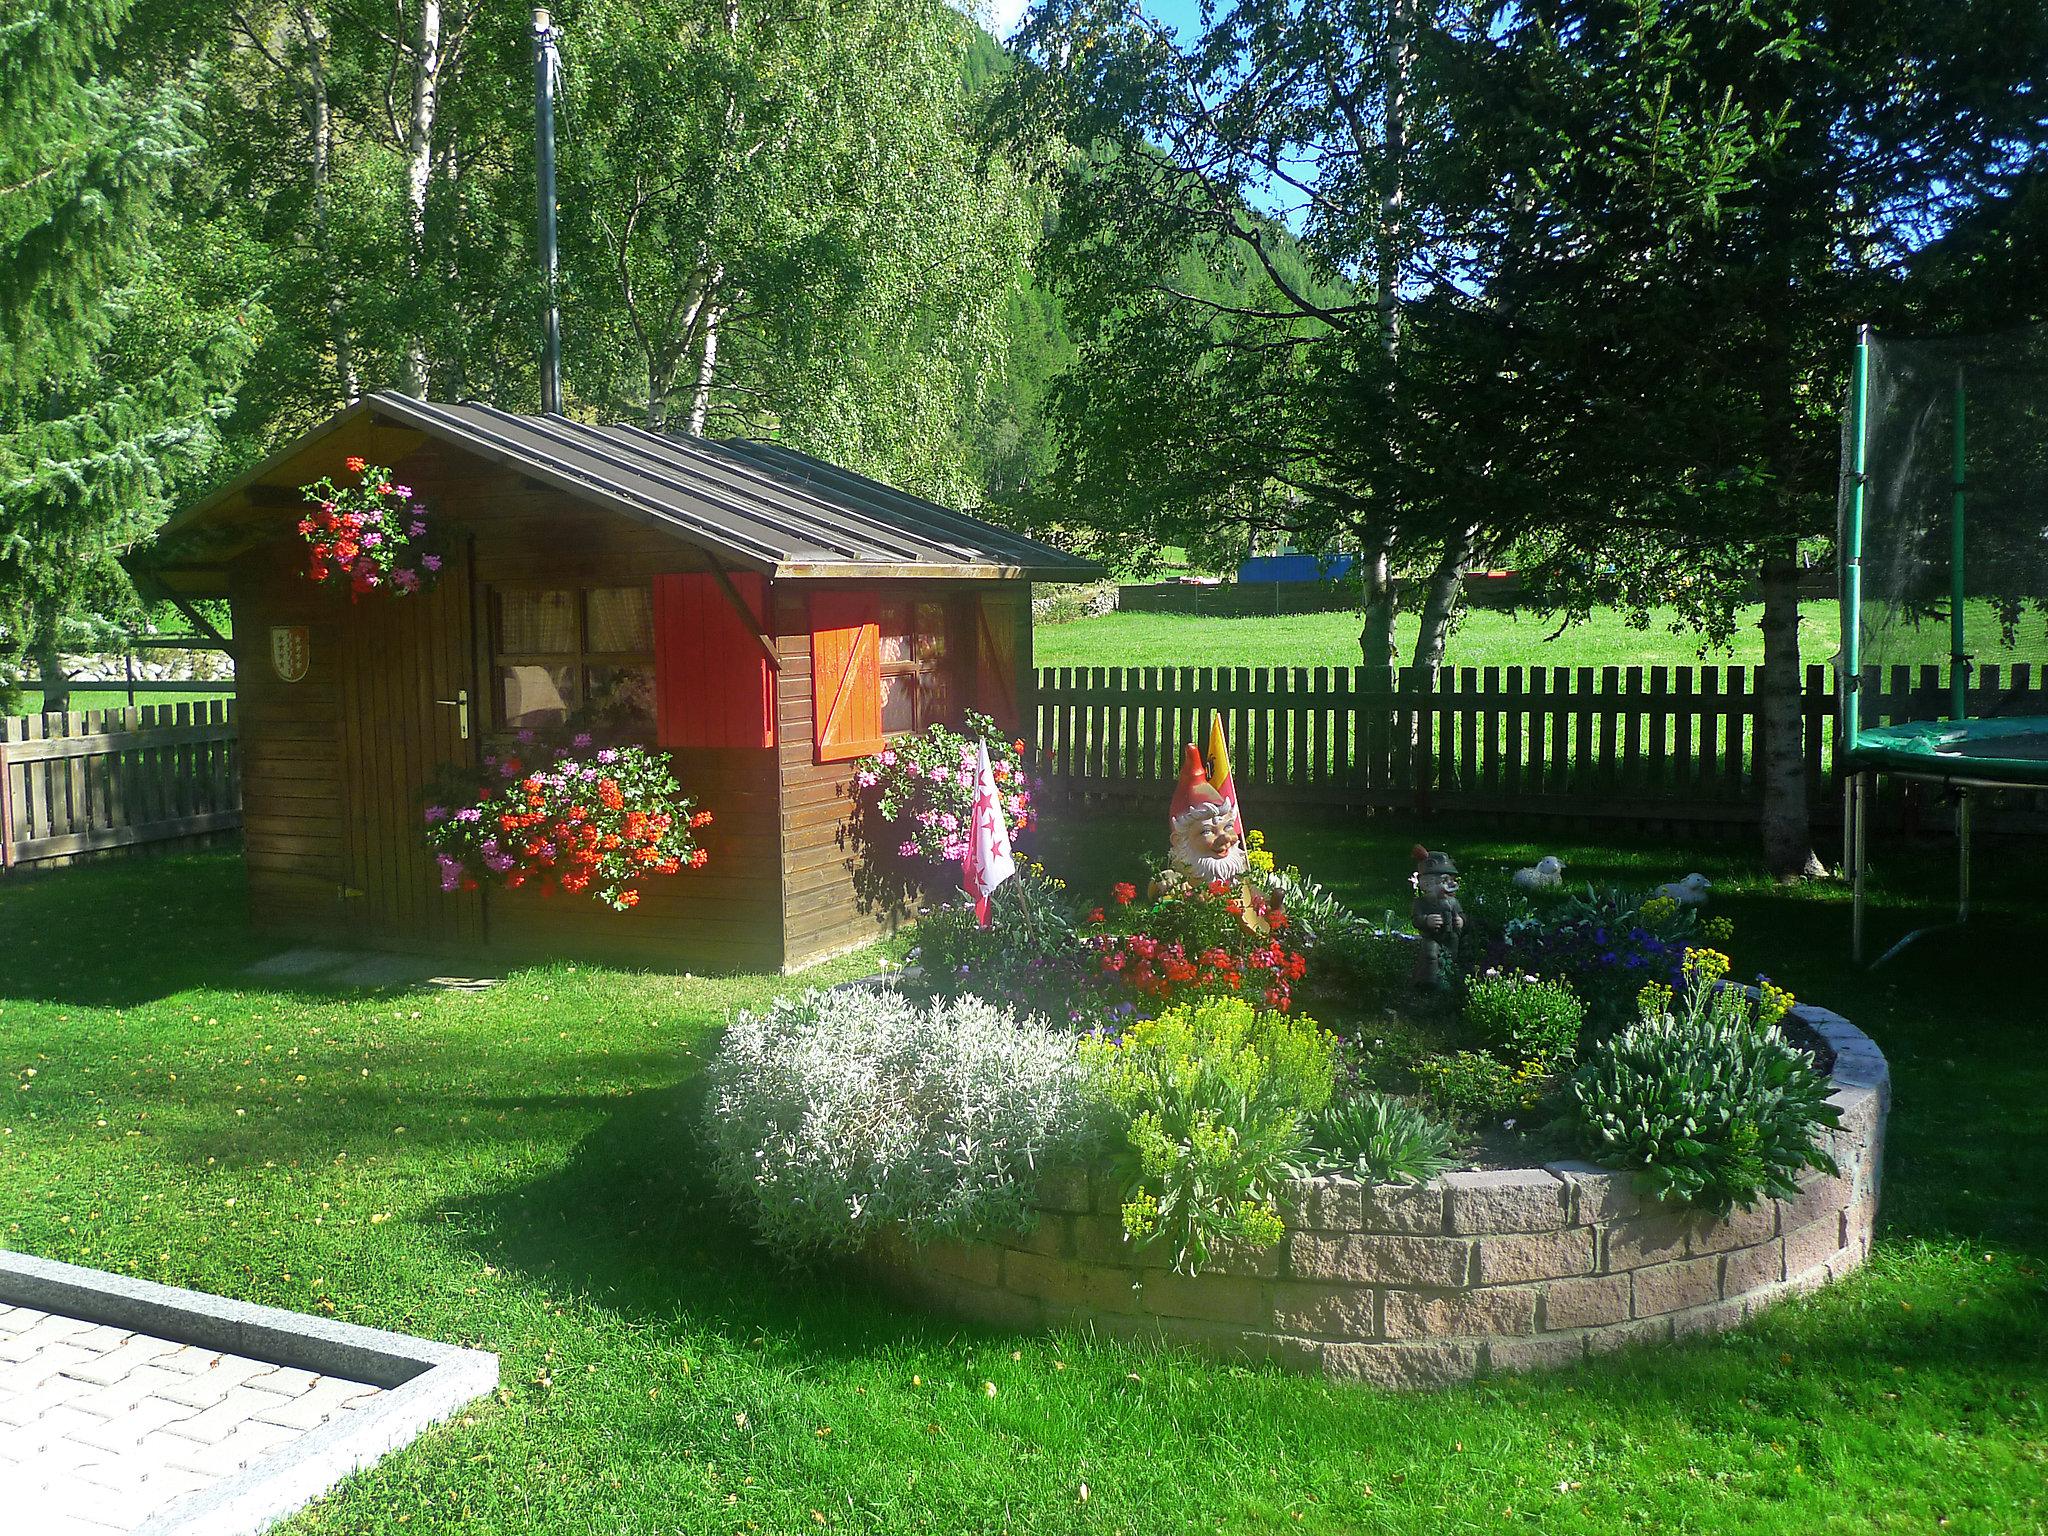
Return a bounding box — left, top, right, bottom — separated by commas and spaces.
337, 535, 484, 949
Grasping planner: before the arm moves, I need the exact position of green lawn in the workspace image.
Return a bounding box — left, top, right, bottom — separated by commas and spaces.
14, 688, 234, 715
2, 821, 2043, 1534
1036, 598, 2048, 676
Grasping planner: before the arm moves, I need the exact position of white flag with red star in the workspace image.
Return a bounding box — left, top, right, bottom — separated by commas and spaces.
962, 739, 1016, 926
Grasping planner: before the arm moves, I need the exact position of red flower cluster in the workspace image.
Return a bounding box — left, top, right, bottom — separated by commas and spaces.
422, 737, 709, 911
1086, 876, 1307, 1011
297, 457, 441, 600
1093, 932, 1307, 1011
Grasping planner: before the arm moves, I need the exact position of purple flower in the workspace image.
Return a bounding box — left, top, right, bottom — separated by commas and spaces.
574, 732, 594, 748
855, 770, 879, 788
517, 729, 538, 745
484, 849, 515, 873
409, 520, 427, 538
436, 854, 464, 892
392, 569, 419, 593
422, 554, 443, 573
499, 760, 518, 778
938, 813, 958, 832
597, 748, 619, 764
455, 806, 482, 824
423, 804, 449, 824
581, 767, 598, 782
362, 531, 384, 549
393, 484, 413, 498
897, 840, 919, 858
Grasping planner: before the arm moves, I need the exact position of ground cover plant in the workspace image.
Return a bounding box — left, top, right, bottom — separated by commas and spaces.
704, 990, 1090, 1253
0, 823, 2043, 1534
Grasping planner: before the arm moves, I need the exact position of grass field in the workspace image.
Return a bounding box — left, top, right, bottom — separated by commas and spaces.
2, 824, 2043, 1534
1036, 599, 2048, 676
14, 688, 234, 715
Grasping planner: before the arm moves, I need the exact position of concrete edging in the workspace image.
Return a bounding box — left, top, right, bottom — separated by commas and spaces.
0, 1249, 498, 1535
864, 1002, 1888, 1388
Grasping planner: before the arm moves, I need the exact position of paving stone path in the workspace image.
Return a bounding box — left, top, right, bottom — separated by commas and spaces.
0, 1301, 384, 1533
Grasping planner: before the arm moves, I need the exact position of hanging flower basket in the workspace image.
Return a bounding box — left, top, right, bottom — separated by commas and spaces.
422, 734, 711, 911
298, 457, 442, 599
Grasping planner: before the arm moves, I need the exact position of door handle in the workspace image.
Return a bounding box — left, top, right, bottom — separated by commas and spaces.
435, 687, 470, 740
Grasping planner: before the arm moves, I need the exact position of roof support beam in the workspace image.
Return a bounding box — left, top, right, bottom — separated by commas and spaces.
707, 556, 782, 672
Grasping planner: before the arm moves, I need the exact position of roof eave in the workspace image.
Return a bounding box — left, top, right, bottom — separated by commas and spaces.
773, 560, 1104, 583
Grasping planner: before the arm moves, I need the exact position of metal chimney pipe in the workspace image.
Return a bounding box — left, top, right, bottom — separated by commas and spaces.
533, 8, 563, 415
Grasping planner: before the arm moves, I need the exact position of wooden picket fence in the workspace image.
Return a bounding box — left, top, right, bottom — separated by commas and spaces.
0, 701, 240, 871
1032, 662, 2048, 826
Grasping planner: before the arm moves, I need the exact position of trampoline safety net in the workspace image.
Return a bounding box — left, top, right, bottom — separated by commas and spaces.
1840, 324, 2048, 766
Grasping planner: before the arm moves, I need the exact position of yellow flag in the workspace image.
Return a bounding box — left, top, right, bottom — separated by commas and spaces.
1207, 712, 1243, 836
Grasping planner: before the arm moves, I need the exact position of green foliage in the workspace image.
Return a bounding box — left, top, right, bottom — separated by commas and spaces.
909, 861, 1104, 1028
0, 0, 253, 704
560, 0, 1036, 504
1267, 866, 1410, 1002
1572, 972, 1839, 1214
1308, 1092, 1459, 1187
1081, 996, 1336, 1276
1415, 1050, 1546, 1124
1465, 973, 1586, 1066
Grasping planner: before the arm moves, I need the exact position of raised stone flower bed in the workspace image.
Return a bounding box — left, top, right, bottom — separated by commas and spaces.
863, 1004, 1887, 1388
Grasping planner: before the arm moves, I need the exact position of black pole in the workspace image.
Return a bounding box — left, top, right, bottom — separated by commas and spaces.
533, 8, 563, 414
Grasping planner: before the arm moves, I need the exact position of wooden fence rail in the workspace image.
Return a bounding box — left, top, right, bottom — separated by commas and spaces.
1032, 662, 2048, 825
0, 701, 240, 870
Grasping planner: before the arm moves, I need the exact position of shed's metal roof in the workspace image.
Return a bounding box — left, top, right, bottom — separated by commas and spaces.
154, 392, 1099, 582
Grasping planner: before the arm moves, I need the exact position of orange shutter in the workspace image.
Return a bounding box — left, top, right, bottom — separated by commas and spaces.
975, 591, 1025, 737
653, 572, 775, 749
810, 591, 883, 761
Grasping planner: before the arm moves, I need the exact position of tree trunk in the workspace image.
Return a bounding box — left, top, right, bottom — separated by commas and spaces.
31, 606, 68, 715
1358, 534, 1398, 671
401, 0, 442, 397
687, 282, 725, 437
295, 4, 358, 404
1758, 548, 1821, 878
1410, 524, 1478, 671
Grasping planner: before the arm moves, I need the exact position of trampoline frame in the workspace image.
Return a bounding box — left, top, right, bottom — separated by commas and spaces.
1839, 323, 2048, 963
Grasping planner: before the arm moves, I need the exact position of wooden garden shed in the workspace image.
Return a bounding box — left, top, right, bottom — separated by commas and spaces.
140, 392, 1098, 972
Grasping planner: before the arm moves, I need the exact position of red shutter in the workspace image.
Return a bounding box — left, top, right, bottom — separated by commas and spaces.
975, 591, 1025, 737
653, 571, 775, 749
810, 590, 883, 761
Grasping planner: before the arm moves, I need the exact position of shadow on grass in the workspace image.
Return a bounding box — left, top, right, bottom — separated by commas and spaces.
443, 1074, 969, 1359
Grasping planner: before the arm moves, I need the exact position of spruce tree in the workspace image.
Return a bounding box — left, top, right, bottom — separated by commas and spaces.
0, 0, 249, 709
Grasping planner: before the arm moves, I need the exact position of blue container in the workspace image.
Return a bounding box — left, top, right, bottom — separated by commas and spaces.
1235, 552, 1355, 584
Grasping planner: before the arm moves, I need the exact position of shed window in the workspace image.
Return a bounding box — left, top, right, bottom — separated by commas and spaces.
879, 601, 950, 736
492, 585, 656, 736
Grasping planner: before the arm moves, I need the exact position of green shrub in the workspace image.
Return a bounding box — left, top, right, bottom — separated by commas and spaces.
1081, 996, 1337, 1275
1465, 972, 1586, 1065
1415, 1050, 1546, 1122
1570, 956, 1837, 1212
909, 863, 1102, 1026
1268, 867, 1411, 1000
1309, 1093, 1459, 1185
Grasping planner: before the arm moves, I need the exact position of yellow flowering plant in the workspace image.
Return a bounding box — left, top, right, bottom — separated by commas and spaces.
1082, 996, 1336, 1276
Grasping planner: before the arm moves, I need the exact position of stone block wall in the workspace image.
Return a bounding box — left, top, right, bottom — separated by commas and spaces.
862, 1004, 1888, 1388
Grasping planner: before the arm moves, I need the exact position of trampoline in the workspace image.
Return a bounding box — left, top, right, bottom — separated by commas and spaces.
1839, 323, 2048, 962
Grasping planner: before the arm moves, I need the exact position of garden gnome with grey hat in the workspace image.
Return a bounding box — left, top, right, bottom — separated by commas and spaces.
1409, 844, 1465, 989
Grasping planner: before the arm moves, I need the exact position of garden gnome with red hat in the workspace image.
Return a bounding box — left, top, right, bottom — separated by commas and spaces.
1409, 844, 1465, 989
1163, 744, 1248, 885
